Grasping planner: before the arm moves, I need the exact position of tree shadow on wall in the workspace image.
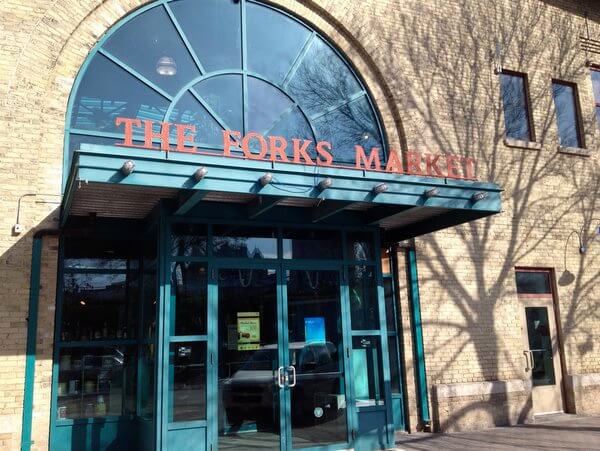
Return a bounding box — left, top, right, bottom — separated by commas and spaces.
340, 0, 600, 432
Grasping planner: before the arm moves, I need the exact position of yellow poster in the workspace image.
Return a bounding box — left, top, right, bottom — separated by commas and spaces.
237, 312, 260, 351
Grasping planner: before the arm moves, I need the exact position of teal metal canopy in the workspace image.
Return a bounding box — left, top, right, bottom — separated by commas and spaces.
61, 144, 502, 243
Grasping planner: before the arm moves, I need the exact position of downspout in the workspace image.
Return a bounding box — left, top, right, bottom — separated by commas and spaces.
20, 229, 60, 451
406, 247, 431, 430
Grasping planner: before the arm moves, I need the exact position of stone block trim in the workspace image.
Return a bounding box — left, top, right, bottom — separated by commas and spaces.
565, 373, 600, 416
431, 379, 533, 432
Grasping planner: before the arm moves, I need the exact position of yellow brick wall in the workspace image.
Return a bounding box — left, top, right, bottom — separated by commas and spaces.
0, 0, 598, 447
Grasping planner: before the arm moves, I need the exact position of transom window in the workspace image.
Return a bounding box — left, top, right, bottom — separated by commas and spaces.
66, 0, 386, 178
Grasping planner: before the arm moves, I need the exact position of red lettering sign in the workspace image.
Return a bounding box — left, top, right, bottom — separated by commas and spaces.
114, 117, 477, 180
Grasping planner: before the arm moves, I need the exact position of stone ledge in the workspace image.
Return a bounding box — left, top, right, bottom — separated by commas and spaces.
434, 379, 531, 399
503, 138, 542, 150
569, 372, 600, 388
557, 145, 591, 157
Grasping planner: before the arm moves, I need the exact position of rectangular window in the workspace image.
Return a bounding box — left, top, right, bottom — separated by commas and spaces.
590, 69, 600, 129
552, 80, 583, 148
515, 269, 551, 295
500, 72, 534, 141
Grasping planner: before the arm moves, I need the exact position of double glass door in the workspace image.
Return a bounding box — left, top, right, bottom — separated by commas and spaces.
217, 266, 350, 450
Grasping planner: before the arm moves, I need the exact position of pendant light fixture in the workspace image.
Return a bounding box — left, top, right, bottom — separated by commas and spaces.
156, 56, 177, 76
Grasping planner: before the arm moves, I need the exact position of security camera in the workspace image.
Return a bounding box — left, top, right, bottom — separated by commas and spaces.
13, 224, 24, 235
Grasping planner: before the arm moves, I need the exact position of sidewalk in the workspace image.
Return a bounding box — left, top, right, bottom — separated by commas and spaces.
394, 415, 600, 450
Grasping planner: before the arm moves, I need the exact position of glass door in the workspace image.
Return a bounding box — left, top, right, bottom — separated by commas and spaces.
217, 266, 283, 450
284, 269, 350, 449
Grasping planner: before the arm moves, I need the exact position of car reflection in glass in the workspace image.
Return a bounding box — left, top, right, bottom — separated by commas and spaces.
222, 341, 344, 429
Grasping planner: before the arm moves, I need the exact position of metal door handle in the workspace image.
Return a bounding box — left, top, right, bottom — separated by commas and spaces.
277, 366, 285, 388
523, 350, 534, 371
288, 365, 297, 388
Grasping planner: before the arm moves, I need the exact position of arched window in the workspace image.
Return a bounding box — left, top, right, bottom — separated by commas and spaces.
66, 0, 386, 176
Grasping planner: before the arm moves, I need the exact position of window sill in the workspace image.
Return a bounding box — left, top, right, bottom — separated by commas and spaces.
502, 138, 542, 151
557, 145, 591, 157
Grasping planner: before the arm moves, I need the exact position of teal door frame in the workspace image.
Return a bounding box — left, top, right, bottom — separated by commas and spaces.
156, 214, 398, 450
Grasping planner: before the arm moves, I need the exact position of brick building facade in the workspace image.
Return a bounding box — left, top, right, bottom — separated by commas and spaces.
0, 0, 598, 450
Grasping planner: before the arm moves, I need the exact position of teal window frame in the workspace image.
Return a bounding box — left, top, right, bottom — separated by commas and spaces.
62, 0, 388, 189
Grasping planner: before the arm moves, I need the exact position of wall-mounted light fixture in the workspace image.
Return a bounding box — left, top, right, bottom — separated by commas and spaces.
372, 183, 388, 194
317, 178, 333, 191
472, 192, 487, 202
121, 160, 135, 175
156, 56, 177, 76
193, 167, 208, 182
259, 172, 273, 186
424, 188, 439, 198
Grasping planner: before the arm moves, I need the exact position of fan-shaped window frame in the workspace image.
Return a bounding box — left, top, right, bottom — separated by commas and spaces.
64, 0, 388, 187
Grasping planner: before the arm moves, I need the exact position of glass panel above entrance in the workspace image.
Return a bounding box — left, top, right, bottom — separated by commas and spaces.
213, 225, 278, 259
282, 229, 342, 260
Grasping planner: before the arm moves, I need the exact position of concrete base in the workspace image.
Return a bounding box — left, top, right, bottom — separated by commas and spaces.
431, 379, 533, 432
566, 373, 600, 416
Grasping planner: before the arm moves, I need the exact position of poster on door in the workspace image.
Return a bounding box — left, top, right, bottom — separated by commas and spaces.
237, 312, 260, 351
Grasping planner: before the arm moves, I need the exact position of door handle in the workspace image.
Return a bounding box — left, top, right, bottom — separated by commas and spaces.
288, 365, 297, 388
277, 366, 285, 388
523, 350, 534, 371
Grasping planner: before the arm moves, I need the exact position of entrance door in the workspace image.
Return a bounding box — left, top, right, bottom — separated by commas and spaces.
216, 266, 351, 450
284, 269, 350, 449
516, 270, 564, 415
217, 267, 282, 449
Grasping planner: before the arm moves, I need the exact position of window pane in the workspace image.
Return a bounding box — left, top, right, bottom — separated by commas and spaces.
171, 223, 208, 257
347, 231, 375, 261
70, 54, 169, 133
552, 82, 582, 148
282, 228, 342, 259
64, 237, 138, 270
213, 225, 278, 259
56, 346, 137, 420
247, 77, 293, 134
314, 96, 384, 164
352, 336, 385, 406
103, 5, 201, 96
169, 342, 207, 421
193, 75, 243, 133
167, 92, 225, 148
62, 272, 138, 341
591, 70, 600, 102
170, 0, 242, 71
515, 271, 551, 294
139, 344, 155, 419
288, 38, 362, 117
387, 336, 401, 394
171, 262, 207, 335
525, 308, 556, 386
349, 265, 379, 330
246, 1, 311, 85
266, 106, 315, 151
500, 73, 531, 141
384, 278, 396, 332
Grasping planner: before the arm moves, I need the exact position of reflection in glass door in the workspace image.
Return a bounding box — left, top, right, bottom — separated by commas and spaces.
285, 270, 349, 449
218, 268, 281, 450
